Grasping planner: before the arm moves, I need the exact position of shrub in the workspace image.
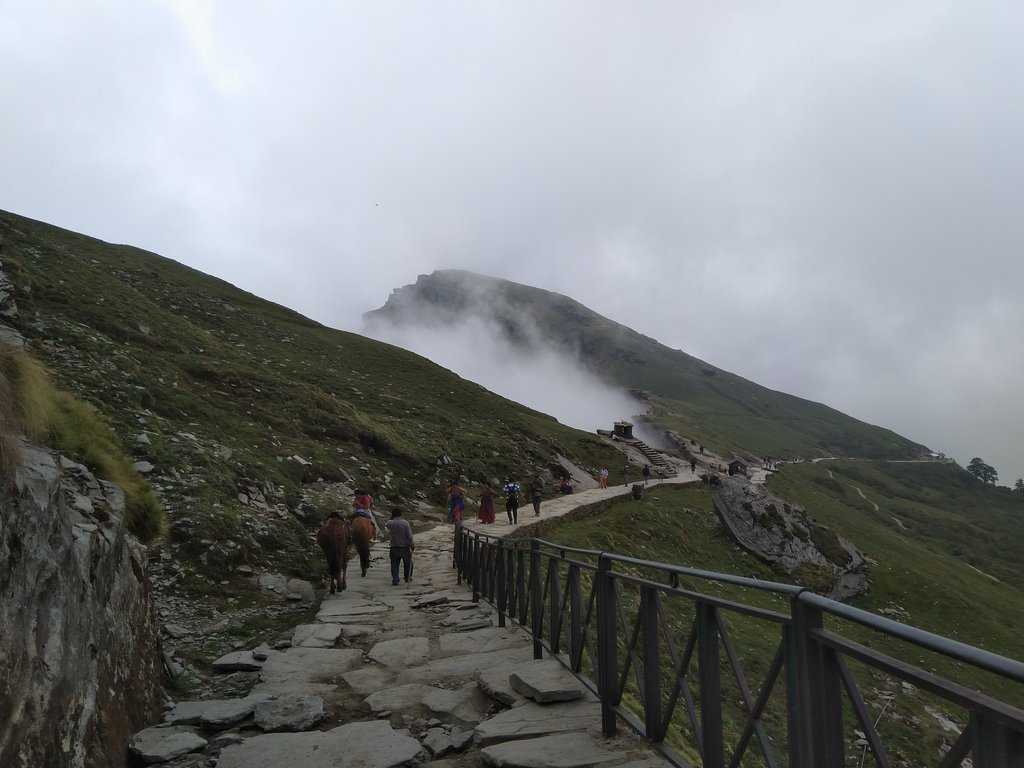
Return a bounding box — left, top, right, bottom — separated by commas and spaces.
0, 345, 164, 541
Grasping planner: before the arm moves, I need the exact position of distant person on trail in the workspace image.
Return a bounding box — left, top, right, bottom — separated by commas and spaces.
385, 508, 414, 586
699, 445, 705, 455
503, 480, 520, 524
478, 485, 496, 524
642, 464, 651, 485
599, 467, 609, 488
623, 462, 630, 487
690, 459, 697, 474
447, 482, 466, 524
530, 482, 542, 516
559, 476, 573, 495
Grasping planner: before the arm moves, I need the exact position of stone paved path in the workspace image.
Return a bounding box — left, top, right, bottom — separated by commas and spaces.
131, 474, 691, 768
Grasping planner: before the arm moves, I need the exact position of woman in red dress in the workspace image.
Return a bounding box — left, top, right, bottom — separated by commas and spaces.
478, 485, 496, 524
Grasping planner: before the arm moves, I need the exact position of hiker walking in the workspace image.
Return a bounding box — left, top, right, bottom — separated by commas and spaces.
642, 464, 651, 485
385, 508, 414, 586
690, 459, 697, 474
478, 484, 496, 524
530, 481, 542, 517
599, 467, 609, 488
503, 479, 520, 524
447, 482, 466, 524
623, 462, 630, 487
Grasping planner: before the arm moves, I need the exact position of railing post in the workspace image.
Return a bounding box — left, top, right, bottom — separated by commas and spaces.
496, 543, 506, 628
791, 594, 843, 768
530, 540, 544, 660
698, 601, 724, 768
550, 559, 562, 655
568, 563, 582, 672
472, 536, 480, 603
641, 585, 662, 741
972, 710, 1024, 767
517, 547, 528, 626
596, 554, 618, 737
454, 524, 462, 583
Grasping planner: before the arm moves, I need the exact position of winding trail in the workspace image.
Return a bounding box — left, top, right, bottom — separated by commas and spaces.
132, 471, 694, 768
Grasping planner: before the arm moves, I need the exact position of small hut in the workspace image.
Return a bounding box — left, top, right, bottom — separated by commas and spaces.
613, 421, 634, 439
728, 459, 747, 477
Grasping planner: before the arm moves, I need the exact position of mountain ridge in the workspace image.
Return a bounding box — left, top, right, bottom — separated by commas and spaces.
366, 269, 930, 460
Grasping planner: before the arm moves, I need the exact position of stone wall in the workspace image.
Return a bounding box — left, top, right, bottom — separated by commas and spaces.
0, 440, 163, 768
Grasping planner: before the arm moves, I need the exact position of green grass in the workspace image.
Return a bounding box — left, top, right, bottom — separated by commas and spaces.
536, 482, 1024, 764
0, 345, 163, 540
367, 270, 928, 461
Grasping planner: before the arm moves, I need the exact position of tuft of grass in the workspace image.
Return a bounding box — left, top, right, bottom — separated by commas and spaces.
0, 346, 164, 541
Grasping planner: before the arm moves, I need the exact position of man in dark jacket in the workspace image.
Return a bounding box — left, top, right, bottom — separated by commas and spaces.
386, 508, 414, 586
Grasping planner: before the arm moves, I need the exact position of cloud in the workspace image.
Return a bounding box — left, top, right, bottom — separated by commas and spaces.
1, 1, 1021, 481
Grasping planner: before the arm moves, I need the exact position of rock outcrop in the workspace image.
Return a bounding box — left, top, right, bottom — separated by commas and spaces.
0, 440, 163, 767
713, 476, 868, 599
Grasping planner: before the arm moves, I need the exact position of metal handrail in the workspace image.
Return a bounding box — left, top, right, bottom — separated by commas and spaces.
452, 523, 1024, 767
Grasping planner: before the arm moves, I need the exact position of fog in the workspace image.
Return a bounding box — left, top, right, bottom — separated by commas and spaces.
2, 2, 1023, 482
367, 312, 639, 434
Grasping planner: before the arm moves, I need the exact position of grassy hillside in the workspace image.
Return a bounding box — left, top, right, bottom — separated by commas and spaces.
0, 210, 625, 585
366, 270, 928, 461
536, 482, 1024, 764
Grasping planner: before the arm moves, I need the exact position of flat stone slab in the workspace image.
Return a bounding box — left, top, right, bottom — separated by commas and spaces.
440, 628, 526, 656
341, 624, 376, 638
165, 694, 273, 728
130, 725, 207, 764
452, 617, 493, 632
481, 732, 622, 768
254, 695, 325, 732
510, 660, 585, 703
316, 603, 390, 622
211, 650, 264, 672
255, 647, 363, 695
423, 726, 474, 757
292, 623, 342, 648
365, 683, 488, 723
217, 719, 421, 768
475, 701, 602, 745
399, 646, 534, 684
343, 666, 396, 695
369, 637, 430, 667
477, 667, 527, 708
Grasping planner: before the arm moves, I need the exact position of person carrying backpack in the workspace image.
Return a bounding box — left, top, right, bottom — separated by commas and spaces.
503, 479, 520, 524
642, 464, 651, 485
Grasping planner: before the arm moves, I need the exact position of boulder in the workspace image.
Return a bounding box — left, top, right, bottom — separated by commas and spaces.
286, 578, 316, 602
133, 460, 155, 474
129, 726, 207, 764
254, 695, 325, 732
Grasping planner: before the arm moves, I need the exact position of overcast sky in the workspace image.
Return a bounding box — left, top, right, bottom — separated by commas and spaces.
2, 1, 1022, 482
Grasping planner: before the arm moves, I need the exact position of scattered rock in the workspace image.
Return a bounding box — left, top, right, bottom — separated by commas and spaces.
422, 726, 472, 757
133, 460, 156, 474
163, 623, 189, 639
286, 578, 316, 602
212, 650, 265, 672
130, 725, 207, 764
254, 695, 325, 732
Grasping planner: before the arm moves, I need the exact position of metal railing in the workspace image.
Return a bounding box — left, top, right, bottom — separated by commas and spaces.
452, 523, 1024, 768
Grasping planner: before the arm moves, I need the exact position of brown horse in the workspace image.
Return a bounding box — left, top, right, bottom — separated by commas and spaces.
317, 516, 351, 593
351, 516, 375, 577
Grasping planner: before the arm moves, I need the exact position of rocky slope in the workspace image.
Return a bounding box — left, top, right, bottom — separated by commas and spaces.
0, 209, 629, 698
0, 440, 162, 767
